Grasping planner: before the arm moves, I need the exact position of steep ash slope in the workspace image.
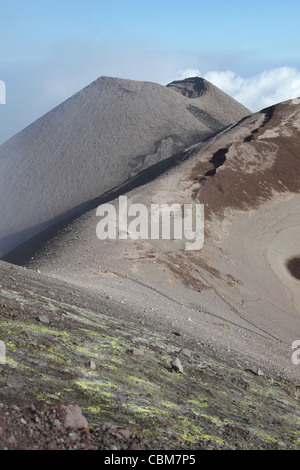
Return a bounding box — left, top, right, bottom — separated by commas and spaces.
0, 76, 250, 257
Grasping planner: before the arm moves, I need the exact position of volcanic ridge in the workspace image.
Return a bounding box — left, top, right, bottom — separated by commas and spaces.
1, 76, 300, 450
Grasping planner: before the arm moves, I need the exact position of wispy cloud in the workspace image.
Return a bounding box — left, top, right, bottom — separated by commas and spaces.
2, 61, 300, 146
177, 67, 300, 111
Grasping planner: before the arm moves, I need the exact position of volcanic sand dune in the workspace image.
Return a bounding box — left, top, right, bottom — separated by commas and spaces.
15, 96, 300, 381
0, 76, 250, 258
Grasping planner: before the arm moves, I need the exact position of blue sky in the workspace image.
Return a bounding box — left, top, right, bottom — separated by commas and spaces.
1, 0, 300, 143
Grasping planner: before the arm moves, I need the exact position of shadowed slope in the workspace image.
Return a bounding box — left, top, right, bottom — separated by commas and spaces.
167, 77, 251, 130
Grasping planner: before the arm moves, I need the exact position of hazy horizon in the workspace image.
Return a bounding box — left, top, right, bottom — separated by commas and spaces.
1, 0, 300, 144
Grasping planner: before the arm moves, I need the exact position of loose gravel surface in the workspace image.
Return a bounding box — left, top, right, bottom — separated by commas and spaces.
1, 261, 300, 451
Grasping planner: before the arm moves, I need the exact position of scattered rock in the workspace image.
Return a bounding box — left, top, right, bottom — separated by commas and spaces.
156, 415, 168, 425
179, 348, 191, 358
59, 405, 88, 430
101, 422, 115, 432
68, 432, 78, 442
6, 435, 17, 446
247, 366, 265, 377
89, 360, 97, 370
172, 331, 181, 337
131, 349, 145, 357
170, 357, 183, 373
38, 314, 50, 324
117, 429, 131, 439
277, 441, 287, 449
46, 394, 61, 401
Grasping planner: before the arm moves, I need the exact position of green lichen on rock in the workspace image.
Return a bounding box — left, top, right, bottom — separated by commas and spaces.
1, 269, 300, 450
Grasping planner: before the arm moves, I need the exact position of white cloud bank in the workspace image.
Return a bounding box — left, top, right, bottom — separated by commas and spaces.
176, 67, 300, 112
